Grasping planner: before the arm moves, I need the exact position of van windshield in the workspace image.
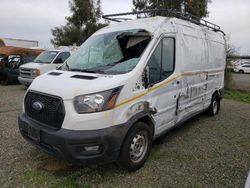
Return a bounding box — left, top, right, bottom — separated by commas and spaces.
34, 51, 58, 64
62, 30, 151, 74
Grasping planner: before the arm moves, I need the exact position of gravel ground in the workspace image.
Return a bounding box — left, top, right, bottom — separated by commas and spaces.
0, 85, 250, 188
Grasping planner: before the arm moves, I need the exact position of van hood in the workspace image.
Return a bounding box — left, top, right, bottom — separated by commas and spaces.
21, 62, 50, 69
28, 70, 127, 100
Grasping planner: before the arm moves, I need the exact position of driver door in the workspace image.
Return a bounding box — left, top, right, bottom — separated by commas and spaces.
146, 37, 181, 136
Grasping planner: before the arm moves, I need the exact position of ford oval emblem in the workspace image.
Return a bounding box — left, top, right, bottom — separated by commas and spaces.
32, 101, 45, 111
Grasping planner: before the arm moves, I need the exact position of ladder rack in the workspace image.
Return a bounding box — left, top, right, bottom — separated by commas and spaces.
102, 9, 225, 35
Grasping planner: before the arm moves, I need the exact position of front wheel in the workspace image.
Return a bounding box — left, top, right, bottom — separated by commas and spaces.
116, 122, 153, 172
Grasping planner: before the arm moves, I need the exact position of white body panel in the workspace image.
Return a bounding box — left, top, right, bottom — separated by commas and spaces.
22, 17, 226, 138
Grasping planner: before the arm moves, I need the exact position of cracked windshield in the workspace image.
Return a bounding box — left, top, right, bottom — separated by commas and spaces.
63, 30, 151, 74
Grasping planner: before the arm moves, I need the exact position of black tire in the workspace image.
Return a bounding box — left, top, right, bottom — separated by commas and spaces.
239, 70, 244, 74
2, 76, 9, 85
206, 94, 220, 116
116, 122, 153, 172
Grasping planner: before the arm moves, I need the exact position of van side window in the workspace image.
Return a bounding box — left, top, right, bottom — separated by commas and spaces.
148, 38, 175, 85
54, 52, 71, 64
147, 41, 162, 84
162, 38, 175, 77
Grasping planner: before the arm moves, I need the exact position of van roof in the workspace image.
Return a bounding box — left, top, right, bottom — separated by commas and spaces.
98, 10, 225, 38
101, 9, 224, 33
96, 16, 223, 37
95, 16, 168, 35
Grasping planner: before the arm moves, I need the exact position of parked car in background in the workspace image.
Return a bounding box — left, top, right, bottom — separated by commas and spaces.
0, 46, 43, 85
18, 47, 75, 86
233, 64, 250, 74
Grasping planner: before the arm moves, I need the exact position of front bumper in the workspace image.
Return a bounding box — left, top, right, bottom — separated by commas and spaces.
18, 113, 128, 165
18, 77, 33, 86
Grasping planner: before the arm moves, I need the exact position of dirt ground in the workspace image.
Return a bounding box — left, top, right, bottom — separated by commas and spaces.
0, 85, 250, 188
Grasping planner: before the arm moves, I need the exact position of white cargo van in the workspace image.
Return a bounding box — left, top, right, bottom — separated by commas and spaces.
18, 11, 226, 172
18, 49, 72, 86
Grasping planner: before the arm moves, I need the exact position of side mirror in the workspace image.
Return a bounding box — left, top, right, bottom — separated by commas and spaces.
54, 58, 63, 64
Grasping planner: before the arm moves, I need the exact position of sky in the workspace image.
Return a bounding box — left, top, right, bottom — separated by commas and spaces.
0, 0, 249, 55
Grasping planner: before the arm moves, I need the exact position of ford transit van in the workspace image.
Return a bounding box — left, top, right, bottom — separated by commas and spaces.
18, 11, 226, 172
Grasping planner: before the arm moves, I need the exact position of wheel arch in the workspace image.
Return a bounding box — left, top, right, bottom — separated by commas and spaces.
126, 112, 155, 137
117, 112, 155, 152
213, 88, 224, 99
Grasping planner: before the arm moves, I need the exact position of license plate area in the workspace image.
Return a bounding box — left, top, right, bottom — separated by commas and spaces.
27, 126, 40, 143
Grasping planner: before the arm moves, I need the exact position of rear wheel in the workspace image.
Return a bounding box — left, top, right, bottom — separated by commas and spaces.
206, 94, 220, 116
239, 70, 244, 74
116, 122, 152, 172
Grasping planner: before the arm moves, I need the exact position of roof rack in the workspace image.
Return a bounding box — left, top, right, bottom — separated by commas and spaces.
102, 9, 225, 35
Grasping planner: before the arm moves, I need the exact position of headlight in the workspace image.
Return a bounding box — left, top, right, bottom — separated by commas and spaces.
31, 69, 40, 77
74, 87, 122, 113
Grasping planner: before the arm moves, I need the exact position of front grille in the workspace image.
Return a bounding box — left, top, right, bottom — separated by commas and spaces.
25, 91, 65, 129
20, 68, 33, 78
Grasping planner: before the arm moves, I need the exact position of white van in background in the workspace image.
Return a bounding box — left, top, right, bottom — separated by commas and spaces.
18, 47, 77, 86
18, 11, 226, 172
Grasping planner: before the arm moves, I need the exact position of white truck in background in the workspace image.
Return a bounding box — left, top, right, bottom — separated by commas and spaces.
18, 47, 77, 86
0, 38, 38, 48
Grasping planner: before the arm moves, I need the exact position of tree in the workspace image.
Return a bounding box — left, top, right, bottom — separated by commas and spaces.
51, 0, 106, 46
132, 0, 211, 18
184, 0, 211, 18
